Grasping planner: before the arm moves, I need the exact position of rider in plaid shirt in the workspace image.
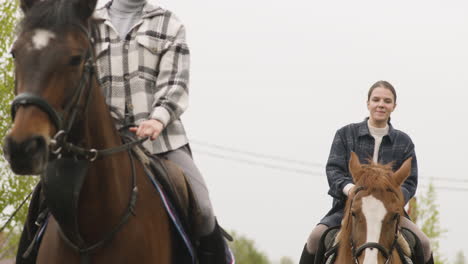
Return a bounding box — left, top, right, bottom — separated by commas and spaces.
94, 1, 228, 263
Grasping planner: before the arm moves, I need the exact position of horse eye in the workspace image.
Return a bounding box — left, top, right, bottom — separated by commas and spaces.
393, 213, 399, 220
351, 211, 356, 217
10, 51, 16, 59
69, 55, 83, 66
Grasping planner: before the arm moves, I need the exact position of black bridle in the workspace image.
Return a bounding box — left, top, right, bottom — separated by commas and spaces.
11, 23, 94, 148
11, 23, 146, 264
348, 186, 401, 264
10, 23, 147, 161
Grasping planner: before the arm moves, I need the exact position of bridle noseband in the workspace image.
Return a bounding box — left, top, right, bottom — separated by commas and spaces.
349, 186, 401, 264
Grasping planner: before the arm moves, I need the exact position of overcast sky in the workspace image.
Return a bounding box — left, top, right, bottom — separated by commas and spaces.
98, 1, 468, 262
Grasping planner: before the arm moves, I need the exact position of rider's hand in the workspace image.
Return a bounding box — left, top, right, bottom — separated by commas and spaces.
129, 119, 164, 140
344, 183, 356, 197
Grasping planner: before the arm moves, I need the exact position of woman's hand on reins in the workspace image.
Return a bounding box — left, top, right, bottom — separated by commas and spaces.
129, 119, 164, 140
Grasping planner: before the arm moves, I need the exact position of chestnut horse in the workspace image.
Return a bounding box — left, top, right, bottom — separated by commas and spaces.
334, 152, 412, 264
3, 0, 190, 263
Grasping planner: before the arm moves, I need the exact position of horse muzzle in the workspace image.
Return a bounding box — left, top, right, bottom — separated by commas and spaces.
3, 134, 49, 175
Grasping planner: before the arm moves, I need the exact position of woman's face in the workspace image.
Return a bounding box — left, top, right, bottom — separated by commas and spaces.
367, 87, 396, 126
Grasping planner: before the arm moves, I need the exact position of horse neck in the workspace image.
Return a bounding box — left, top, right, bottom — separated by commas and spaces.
76, 79, 134, 237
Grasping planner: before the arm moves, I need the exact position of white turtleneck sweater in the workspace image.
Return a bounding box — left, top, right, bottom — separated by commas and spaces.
108, 0, 147, 40
367, 120, 389, 163
342, 120, 389, 196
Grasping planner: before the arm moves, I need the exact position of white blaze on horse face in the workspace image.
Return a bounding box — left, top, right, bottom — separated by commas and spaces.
361, 195, 387, 264
31, 29, 56, 50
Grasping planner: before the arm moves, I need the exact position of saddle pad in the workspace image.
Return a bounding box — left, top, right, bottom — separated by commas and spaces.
400, 228, 425, 264
131, 144, 235, 264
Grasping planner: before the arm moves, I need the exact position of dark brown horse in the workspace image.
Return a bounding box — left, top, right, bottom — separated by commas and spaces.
3, 0, 191, 263
334, 152, 412, 264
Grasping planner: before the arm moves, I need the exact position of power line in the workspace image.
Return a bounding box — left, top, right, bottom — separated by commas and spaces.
420, 176, 468, 183
193, 146, 468, 193
191, 139, 468, 184
191, 139, 324, 168
418, 185, 468, 192
194, 150, 323, 177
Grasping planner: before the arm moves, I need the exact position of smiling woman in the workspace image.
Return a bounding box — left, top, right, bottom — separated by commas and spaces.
367, 81, 397, 129
299, 81, 434, 264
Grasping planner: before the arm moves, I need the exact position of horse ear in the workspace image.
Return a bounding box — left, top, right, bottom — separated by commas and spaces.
20, 0, 38, 13
349, 152, 362, 182
72, 0, 98, 20
393, 157, 412, 186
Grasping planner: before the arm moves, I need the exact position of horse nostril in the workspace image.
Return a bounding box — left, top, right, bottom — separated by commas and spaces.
25, 136, 47, 155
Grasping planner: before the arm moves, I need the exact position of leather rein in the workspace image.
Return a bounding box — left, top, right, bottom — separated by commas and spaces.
11, 23, 146, 263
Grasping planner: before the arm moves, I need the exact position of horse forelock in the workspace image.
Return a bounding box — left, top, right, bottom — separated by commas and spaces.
20, 0, 80, 33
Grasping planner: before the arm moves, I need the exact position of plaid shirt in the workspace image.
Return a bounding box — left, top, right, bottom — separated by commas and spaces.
93, 2, 190, 154
320, 118, 418, 227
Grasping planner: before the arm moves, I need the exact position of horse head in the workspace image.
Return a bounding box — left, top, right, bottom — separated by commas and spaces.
339, 152, 412, 264
3, 0, 98, 175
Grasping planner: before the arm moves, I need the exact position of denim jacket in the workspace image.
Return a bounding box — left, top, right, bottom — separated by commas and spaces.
320, 118, 418, 227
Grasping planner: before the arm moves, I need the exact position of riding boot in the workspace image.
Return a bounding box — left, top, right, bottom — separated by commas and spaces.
425, 254, 434, 264
198, 223, 228, 264
299, 244, 316, 264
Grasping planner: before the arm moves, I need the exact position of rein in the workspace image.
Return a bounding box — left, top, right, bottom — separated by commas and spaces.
11, 23, 145, 264
348, 186, 401, 264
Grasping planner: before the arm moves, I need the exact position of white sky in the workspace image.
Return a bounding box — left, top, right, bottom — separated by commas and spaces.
99, 1, 468, 262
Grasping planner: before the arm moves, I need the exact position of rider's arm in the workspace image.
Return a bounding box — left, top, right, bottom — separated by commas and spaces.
326, 129, 354, 201
150, 17, 190, 127
399, 139, 418, 204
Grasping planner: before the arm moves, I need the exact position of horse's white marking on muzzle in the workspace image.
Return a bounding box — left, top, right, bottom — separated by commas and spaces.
32, 29, 56, 50
362, 195, 387, 264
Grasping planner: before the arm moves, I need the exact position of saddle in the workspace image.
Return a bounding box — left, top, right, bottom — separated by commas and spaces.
129, 140, 197, 237
315, 226, 425, 264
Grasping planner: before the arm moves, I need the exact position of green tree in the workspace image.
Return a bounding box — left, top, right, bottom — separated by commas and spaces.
229, 231, 270, 264
454, 251, 466, 264
279, 256, 294, 264
0, 1, 38, 259
413, 183, 447, 264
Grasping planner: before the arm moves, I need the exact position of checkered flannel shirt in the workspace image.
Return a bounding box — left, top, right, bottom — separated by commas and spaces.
93, 2, 190, 154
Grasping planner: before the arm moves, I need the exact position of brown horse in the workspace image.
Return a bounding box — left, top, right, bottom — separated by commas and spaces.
334, 152, 412, 264
3, 0, 191, 263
